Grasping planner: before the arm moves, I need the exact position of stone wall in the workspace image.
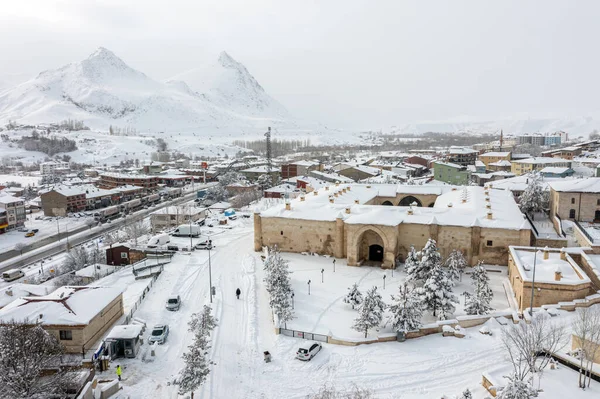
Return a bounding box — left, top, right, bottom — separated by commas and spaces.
552, 189, 600, 222
257, 216, 339, 256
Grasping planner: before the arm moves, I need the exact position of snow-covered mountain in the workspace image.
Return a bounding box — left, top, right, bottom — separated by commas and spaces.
0, 48, 292, 132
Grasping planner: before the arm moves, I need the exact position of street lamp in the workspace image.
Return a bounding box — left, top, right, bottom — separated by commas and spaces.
333, 258, 336, 273
208, 238, 213, 303
291, 292, 295, 309
307, 279, 311, 295
321, 268, 324, 283
383, 274, 387, 289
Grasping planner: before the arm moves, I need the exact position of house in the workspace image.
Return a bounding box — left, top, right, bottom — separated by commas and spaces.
0, 194, 26, 231
445, 147, 478, 166
40, 161, 70, 176
103, 324, 144, 359
263, 183, 300, 199
487, 160, 512, 172
337, 165, 381, 182
0, 286, 124, 353
226, 182, 260, 195
540, 167, 575, 178
239, 165, 280, 181
479, 151, 512, 167
541, 146, 582, 161
106, 244, 146, 266
549, 178, 600, 222
511, 157, 572, 176
281, 161, 321, 179
308, 170, 354, 184
433, 162, 471, 185
150, 205, 206, 231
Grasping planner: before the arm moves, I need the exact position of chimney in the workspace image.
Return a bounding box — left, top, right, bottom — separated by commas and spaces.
560, 248, 566, 260
347, 186, 351, 191
354, 199, 360, 204
407, 207, 414, 215
329, 197, 334, 204
285, 202, 291, 211
447, 202, 453, 208
366, 185, 371, 188
554, 267, 562, 281
313, 191, 318, 196
300, 195, 305, 202
461, 198, 467, 203
342, 188, 347, 193
334, 192, 338, 197
486, 204, 491, 209
487, 211, 493, 219
325, 186, 329, 191
543, 246, 549, 260
336, 182, 340, 186
345, 207, 351, 214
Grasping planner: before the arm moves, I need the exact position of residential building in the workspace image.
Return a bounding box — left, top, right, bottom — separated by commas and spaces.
0, 194, 26, 230
106, 244, 146, 266
433, 162, 471, 185
445, 147, 478, 166
308, 170, 354, 184
337, 165, 381, 182
540, 167, 575, 178
0, 286, 124, 353
40, 161, 70, 175
517, 132, 566, 146
239, 165, 280, 181
511, 157, 572, 176
549, 178, 600, 222
540, 146, 582, 160
479, 151, 512, 167
40, 186, 87, 216
150, 205, 206, 231
281, 161, 321, 179
487, 160, 513, 172
98, 173, 158, 191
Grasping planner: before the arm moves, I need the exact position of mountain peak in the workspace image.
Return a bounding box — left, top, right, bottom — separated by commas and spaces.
80, 47, 142, 82
218, 51, 238, 68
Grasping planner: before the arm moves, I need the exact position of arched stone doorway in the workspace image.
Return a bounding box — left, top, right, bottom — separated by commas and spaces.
381, 201, 393, 206
399, 196, 422, 207
358, 229, 385, 265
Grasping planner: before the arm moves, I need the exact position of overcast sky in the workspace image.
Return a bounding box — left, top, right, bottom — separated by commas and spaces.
1, 0, 599, 129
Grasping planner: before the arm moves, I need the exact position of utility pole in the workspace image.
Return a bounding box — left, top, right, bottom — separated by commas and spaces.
529, 247, 538, 317
264, 126, 273, 186
208, 239, 213, 303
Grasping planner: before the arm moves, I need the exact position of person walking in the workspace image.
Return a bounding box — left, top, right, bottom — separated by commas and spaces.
116, 364, 122, 381
235, 288, 241, 300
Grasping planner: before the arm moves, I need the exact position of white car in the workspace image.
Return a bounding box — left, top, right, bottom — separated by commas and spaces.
296, 342, 322, 361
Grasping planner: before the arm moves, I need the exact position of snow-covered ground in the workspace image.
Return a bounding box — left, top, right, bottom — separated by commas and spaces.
82, 215, 599, 399
0, 173, 41, 187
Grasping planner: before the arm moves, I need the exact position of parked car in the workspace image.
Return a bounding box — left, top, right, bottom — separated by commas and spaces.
195, 241, 213, 250
229, 215, 238, 220
148, 324, 170, 344
242, 214, 251, 219
39, 275, 54, 283
31, 229, 39, 233
167, 245, 179, 251
165, 295, 181, 311
296, 342, 322, 361
18, 227, 28, 232
25, 232, 35, 237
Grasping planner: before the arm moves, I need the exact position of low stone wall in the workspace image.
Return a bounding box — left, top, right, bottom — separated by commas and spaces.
533, 236, 568, 249
482, 374, 498, 397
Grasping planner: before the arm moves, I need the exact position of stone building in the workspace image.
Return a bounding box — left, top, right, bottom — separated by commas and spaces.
549, 178, 600, 222
479, 151, 512, 167
0, 286, 124, 353
254, 184, 531, 268
40, 186, 87, 216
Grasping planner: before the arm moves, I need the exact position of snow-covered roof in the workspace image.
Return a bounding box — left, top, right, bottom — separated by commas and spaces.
100, 172, 157, 180
310, 170, 354, 183
106, 324, 143, 340
260, 184, 529, 230
475, 160, 485, 167
40, 185, 86, 197
509, 247, 591, 285
548, 178, 600, 193
240, 165, 274, 173
434, 161, 465, 169
540, 167, 572, 174
264, 184, 300, 194
481, 152, 511, 157
0, 286, 125, 326
489, 160, 512, 167
512, 157, 571, 165
0, 193, 22, 204
0, 284, 55, 309
74, 264, 118, 278
447, 147, 478, 155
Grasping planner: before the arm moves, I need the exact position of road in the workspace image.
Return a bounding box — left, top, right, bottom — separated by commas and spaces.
0, 185, 213, 273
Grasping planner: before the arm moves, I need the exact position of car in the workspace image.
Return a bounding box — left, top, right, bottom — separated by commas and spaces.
296, 342, 322, 361
195, 241, 213, 250
31, 229, 39, 233
165, 295, 181, 311
148, 324, 170, 344
242, 214, 251, 219
39, 275, 54, 283
228, 215, 238, 220
25, 232, 35, 237
18, 227, 28, 232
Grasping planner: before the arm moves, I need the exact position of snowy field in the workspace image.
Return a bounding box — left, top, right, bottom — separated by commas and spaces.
0, 173, 41, 187
79, 216, 600, 399
281, 253, 511, 339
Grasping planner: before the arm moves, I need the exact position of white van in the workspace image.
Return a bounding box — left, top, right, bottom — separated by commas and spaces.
147, 233, 170, 248
2, 269, 25, 282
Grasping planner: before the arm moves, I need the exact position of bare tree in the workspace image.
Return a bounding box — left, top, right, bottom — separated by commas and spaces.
0, 321, 72, 398
501, 313, 567, 387
84, 218, 97, 230
309, 383, 373, 399
572, 306, 600, 389
123, 220, 149, 246
14, 242, 27, 256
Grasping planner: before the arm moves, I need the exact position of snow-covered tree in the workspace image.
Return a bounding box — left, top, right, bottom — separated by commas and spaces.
460, 388, 472, 399
205, 185, 229, 202
519, 172, 546, 216
256, 173, 276, 190
444, 249, 467, 284
123, 220, 149, 246
14, 242, 27, 256
343, 283, 364, 309
217, 171, 244, 187
387, 282, 423, 333
465, 262, 493, 315
175, 305, 217, 399
408, 239, 441, 284
353, 286, 386, 338
0, 321, 72, 398
404, 245, 421, 282
419, 264, 457, 320
496, 375, 538, 399
263, 247, 294, 327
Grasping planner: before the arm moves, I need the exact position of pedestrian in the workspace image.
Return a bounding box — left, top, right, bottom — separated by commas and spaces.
236, 288, 241, 300
116, 364, 122, 381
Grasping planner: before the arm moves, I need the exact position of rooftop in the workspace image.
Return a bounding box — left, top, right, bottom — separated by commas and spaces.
481, 151, 511, 157
509, 247, 591, 285
0, 286, 125, 326
548, 178, 600, 193
512, 157, 572, 165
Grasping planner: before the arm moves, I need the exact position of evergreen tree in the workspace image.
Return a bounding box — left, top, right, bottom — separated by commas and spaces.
465, 262, 493, 315
419, 264, 458, 320
445, 249, 467, 285
343, 283, 364, 309
460, 388, 473, 399
387, 282, 423, 333
263, 247, 294, 327
496, 376, 538, 399
353, 286, 386, 338
175, 305, 217, 399
408, 239, 441, 284
404, 245, 422, 282
519, 172, 546, 216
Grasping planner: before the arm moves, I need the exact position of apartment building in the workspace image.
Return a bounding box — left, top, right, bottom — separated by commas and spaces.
99, 173, 158, 191
445, 147, 478, 166
40, 161, 70, 175
511, 157, 572, 176
281, 161, 321, 179
0, 194, 26, 231
40, 186, 87, 216
433, 162, 471, 185
478, 151, 512, 167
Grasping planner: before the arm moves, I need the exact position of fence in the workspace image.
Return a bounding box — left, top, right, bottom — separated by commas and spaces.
574, 220, 597, 244
123, 272, 161, 325
524, 213, 539, 237
279, 328, 328, 343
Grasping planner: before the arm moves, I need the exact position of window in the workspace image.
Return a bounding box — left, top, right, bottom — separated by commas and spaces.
569, 209, 576, 219
597, 199, 600, 206
571, 198, 576, 204
59, 330, 72, 340
121, 252, 128, 259
280, 231, 283, 235
486, 240, 493, 246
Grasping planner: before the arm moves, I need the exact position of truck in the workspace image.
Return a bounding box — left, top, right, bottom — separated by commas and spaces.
147, 233, 170, 248
94, 205, 121, 221
2, 269, 25, 282
120, 199, 142, 213
172, 224, 201, 237
145, 194, 160, 204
